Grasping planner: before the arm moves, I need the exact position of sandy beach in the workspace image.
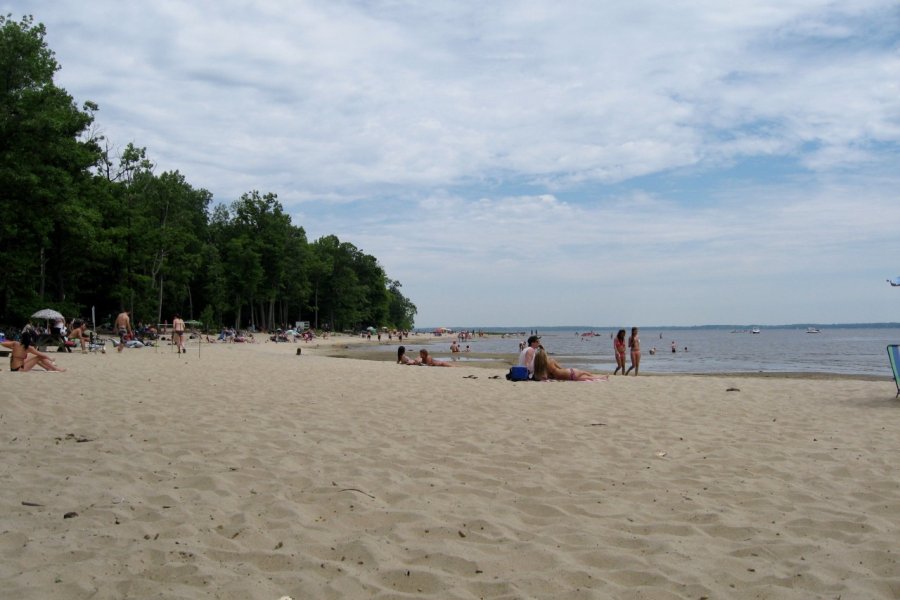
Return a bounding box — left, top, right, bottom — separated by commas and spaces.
1, 337, 898, 599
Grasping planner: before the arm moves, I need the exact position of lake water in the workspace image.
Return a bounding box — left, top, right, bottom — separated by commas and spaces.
363, 327, 900, 377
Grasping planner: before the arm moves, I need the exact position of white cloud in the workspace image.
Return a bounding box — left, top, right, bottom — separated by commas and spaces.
7, 0, 900, 325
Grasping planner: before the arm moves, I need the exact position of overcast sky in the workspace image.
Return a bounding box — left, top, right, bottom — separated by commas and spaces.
11, 1, 900, 327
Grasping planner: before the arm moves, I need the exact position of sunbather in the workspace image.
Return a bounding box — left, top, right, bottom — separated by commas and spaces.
397, 346, 420, 365
532, 348, 602, 381
2, 327, 66, 372
419, 349, 453, 367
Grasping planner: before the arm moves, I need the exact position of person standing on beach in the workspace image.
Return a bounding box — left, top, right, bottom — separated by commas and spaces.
114, 310, 132, 353
613, 329, 627, 375
173, 313, 186, 354
625, 327, 641, 376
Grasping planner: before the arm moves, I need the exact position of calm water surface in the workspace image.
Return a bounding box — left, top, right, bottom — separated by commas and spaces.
363, 327, 900, 376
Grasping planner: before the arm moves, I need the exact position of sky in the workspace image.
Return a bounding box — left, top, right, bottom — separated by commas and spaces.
8, 0, 900, 327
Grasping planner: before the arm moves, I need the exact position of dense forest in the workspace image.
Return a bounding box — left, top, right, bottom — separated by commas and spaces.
0, 15, 416, 333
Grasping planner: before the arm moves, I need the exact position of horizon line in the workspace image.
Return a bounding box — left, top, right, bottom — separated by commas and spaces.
415, 322, 900, 330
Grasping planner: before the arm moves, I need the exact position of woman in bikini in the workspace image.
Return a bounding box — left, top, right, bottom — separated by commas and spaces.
2, 327, 66, 372
397, 345, 420, 365
613, 329, 627, 375
625, 326, 641, 376
532, 348, 605, 381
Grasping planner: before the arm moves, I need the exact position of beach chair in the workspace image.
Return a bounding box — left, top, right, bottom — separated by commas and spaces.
887, 345, 900, 398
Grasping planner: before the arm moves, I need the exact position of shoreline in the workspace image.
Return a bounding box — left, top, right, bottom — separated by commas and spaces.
319, 345, 892, 381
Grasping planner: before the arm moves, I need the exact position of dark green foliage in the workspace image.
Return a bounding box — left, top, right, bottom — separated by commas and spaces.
0, 14, 417, 332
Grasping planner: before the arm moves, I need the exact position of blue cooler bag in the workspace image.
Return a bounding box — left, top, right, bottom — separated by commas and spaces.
507, 366, 530, 381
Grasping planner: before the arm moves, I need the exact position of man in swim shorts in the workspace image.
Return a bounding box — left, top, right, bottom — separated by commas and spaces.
114, 310, 132, 353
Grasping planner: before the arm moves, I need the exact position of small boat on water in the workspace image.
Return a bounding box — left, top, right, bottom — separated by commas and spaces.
806, 327, 821, 333
751, 328, 761, 334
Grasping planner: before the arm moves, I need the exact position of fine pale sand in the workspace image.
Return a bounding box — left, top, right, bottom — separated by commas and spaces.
2, 337, 899, 599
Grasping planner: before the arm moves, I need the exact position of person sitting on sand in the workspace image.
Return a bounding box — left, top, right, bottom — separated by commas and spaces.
397, 345, 420, 365
2, 327, 66, 372
68, 319, 90, 353
517, 335, 541, 376
532, 348, 603, 381
419, 348, 453, 367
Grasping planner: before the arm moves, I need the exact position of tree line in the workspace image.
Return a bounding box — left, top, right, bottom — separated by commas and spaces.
0, 15, 416, 333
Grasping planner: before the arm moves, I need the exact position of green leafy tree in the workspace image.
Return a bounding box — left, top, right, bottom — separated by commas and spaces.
387, 280, 417, 330
141, 170, 211, 324
279, 225, 311, 327
0, 14, 102, 322
0, 15, 418, 331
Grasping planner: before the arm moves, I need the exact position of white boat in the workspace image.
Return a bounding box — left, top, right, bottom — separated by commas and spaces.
806, 327, 820, 333
751, 328, 761, 334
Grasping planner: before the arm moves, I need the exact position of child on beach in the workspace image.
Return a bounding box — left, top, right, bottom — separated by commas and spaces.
613, 329, 627, 375
625, 327, 641, 376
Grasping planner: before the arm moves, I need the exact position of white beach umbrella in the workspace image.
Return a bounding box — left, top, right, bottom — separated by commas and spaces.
31, 308, 64, 321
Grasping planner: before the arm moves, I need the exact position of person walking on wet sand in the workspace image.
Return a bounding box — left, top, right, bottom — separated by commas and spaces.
625, 327, 641, 376
613, 329, 627, 375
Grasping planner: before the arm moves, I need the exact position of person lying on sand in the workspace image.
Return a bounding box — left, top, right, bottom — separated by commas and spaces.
397, 346, 421, 365
2, 327, 66, 372
532, 348, 603, 381
419, 349, 453, 367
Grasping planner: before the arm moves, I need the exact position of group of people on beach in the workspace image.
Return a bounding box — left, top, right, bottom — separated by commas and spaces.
396, 346, 454, 367
396, 328, 643, 380
517, 335, 608, 381
613, 327, 641, 376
